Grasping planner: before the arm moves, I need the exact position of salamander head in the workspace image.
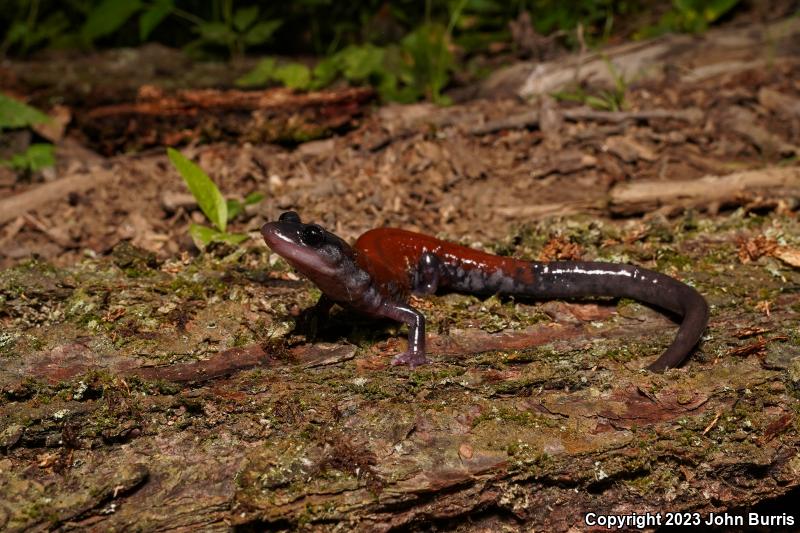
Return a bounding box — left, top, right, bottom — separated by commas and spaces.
261, 211, 355, 283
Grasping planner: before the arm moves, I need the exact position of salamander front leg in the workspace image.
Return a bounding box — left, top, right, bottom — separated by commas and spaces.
296, 294, 334, 339
378, 302, 428, 368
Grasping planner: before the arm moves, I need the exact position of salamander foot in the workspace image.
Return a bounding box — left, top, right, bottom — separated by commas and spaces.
391, 351, 429, 369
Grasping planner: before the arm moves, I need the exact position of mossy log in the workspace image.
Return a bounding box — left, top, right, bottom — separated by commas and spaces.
1, 213, 799, 531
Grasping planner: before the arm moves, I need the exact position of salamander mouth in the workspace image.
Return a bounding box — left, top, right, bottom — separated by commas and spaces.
261, 222, 336, 277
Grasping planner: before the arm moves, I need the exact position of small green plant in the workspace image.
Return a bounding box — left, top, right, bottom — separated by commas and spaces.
551, 55, 627, 111
0, 93, 55, 172
80, 0, 149, 45
236, 57, 312, 90
0, 92, 50, 130
167, 147, 261, 249
61, 0, 280, 55
236, 0, 468, 104
2, 1, 659, 60
399, 21, 456, 104
189, 2, 282, 57
227, 191, 264, 221
236, 11, 462, 105
0, 144, 55, 172
1, 0, 70, 55
637, 0, 740, 38
1, 0, 176, 52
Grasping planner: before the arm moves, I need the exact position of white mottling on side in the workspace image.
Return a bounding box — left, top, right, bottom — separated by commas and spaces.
550, 267, 633, 277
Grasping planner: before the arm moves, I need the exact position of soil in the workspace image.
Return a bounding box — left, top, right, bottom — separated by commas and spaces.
1, 12, 800, 533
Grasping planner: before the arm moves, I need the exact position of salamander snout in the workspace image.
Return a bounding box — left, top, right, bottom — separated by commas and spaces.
260, 212, 307, 250
260, 220, 303, 248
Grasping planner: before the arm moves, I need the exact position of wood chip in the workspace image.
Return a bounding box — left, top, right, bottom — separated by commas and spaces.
773, 246, 800, 268
724, 106, 799, 156
758, 87, 800, 118
602, 135, 657, 162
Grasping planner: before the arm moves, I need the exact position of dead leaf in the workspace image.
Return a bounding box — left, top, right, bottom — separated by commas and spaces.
737, 235, 778, 263
539, 235, 583, 261
33, 104, 71, 142
458, 443, 474, 460
758, 87, 800, 118
772, 246, 800, 268
734, 326, 772, 339
727, 335, 788, 359
759, 413, 793, 444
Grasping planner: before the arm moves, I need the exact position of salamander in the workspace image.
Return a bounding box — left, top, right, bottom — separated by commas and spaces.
261, 211, 709, 371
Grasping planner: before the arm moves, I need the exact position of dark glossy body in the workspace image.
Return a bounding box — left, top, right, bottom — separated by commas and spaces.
262, 212, 709, 371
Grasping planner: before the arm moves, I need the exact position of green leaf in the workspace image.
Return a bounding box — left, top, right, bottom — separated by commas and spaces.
189, 224, 219, 247
703, 0, 739, 22
310, 56, 341, 89
0, 143, 55, 171
338, 44, 385, 81
550, 89, 586, 104
81, 0, 143, 44
19, 143, 55, 171
462, 0, 503, 13
0, 94, 51, 130
383, 46, 414, 85
139, 0, 173, 40
189, 224, 249, 249
3, 21, 29, 49
215, 232, 249, 245
585, 95, 614, 111
226, 193, 263, 221
272, 63, 311, 90
243, 19, 282, 45
28, 12, 71, 51
400, 23, 454, 102
196, 21, 234, 45
226, 199, 243, 221
233, 6, 259, 32
244, 192, 264, 205
167, 148, 228, 232
235, 57, 277, 87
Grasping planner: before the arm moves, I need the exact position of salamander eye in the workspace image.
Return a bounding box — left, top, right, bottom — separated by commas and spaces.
301, 225, 325, 247
279, 211, 301, 223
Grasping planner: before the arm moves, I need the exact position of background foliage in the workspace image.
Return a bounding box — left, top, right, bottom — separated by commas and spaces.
0, 0, 751, 103
0, 0, 746, 58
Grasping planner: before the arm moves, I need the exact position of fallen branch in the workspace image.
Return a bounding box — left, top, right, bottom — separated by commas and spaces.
81, 86, 374, 154
470, 107, 702, 136
608, 166, 800, 216
0, 168, 115, 225
129, 344, 274, 383
493, 200, 602, 219
563, 107, 702, 123
469, 110, 539, 135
